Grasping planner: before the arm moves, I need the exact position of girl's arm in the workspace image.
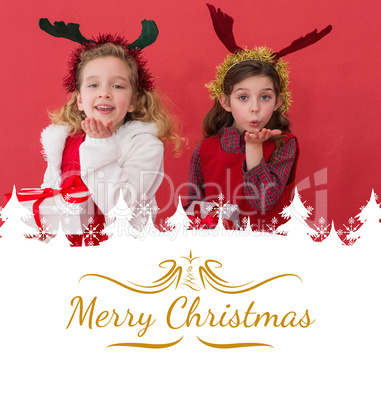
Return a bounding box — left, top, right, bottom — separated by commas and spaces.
185, 143, 205, 210
242, 138, 296, 212
79, 122, 164, 217
40, 124, 69, 189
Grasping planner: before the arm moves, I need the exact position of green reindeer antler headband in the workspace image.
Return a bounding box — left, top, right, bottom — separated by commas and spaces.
39, 18, 159, 92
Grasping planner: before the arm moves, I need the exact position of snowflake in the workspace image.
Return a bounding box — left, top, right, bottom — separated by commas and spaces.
55, 201, 82, 217
191, 216, 206, 230
313, 218, 330, 242
134, 194, 159, 223
375, 192, 379, 201
63, 193, 72, 202
205, 204, 214, 213
207, 194, 233, 219
88, 216, 94, 225
241, 216, 248, 227
225, 204, 238, 215
359, 205, 365, 211
64, 216, 71, 225
37, 224, 52, 242
87, 226, 96, 237
307, 205, 314, 213
82, 220, 101, 243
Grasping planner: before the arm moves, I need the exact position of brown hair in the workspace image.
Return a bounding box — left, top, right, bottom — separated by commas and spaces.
50, 43, 182, 154
202, 60, 291, 154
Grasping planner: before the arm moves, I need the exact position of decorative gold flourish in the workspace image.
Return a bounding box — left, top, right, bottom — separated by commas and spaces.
199, 260, 302, 294
107, 337, 183, 349
197, 337, 273, 349
79, 260, 183, 294
80, 251, 301, 295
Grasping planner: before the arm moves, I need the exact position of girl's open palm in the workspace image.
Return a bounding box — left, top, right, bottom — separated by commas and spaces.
244, 129, 282, 145
81, 117, 115, 138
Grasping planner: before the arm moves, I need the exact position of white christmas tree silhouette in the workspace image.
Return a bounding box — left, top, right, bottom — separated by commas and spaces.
346, 189, 381, 245
240, 216, 256, 233
165, 195, 192, 231
139, 211, 161, 239
107, 189, 134, 222
0, 186, 37, 241
103, 189, 134, 242
214, 208, 226, 232
48, 220, 73, 247
276, 187, 317, 239
322, 221, 345, 246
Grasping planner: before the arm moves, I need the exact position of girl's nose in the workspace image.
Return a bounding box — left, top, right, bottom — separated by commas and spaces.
250, 100, 260, 112
98, 87, 111, 98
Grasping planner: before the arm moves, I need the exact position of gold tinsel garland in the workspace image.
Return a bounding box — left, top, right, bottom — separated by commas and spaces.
205, 47, 292, 112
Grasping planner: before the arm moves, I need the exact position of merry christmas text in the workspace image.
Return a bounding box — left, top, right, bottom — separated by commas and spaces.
66, 295, 314, 337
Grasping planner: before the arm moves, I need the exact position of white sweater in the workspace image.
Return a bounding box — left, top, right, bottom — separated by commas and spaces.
40, 120, 164, 228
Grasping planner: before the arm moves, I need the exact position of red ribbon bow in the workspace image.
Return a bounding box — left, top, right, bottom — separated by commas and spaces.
5, 176, 91, 232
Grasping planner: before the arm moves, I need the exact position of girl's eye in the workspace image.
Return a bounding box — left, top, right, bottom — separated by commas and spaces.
261, 94, 270, 101
88, 84, 98, 88
238, 95, 248, 101
113, 85, 124, 89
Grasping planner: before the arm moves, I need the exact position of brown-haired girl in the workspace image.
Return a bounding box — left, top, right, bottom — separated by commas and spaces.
186, 3, 333, 231
186, 48, 299, 231
40, 28, 181, 244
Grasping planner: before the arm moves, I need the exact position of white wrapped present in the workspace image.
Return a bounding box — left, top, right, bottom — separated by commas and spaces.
11, 187, 94, 235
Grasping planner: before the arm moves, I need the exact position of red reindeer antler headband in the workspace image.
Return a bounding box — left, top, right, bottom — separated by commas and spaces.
39, 18, 159, 92
206, 4, 332, 111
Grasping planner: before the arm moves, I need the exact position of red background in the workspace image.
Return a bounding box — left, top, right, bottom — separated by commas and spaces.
0, 0, 380, 232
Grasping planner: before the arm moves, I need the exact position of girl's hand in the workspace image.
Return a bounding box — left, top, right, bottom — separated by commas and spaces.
244, 129, 282, 170
244, 129, 282, 145
81, 117, 115, 138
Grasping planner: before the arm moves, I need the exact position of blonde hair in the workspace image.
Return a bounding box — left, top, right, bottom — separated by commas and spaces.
50, 43, 182, 154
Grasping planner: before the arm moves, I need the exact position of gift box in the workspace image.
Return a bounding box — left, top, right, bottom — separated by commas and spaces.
186, 201, 240, 229
5, 186, 95, 235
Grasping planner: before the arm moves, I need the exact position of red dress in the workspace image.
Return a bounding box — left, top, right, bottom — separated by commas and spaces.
61, 134, 106, 246
199, 133, 299, 230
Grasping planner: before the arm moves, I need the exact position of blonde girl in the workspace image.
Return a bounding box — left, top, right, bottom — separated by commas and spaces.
39, 20, 180, 244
